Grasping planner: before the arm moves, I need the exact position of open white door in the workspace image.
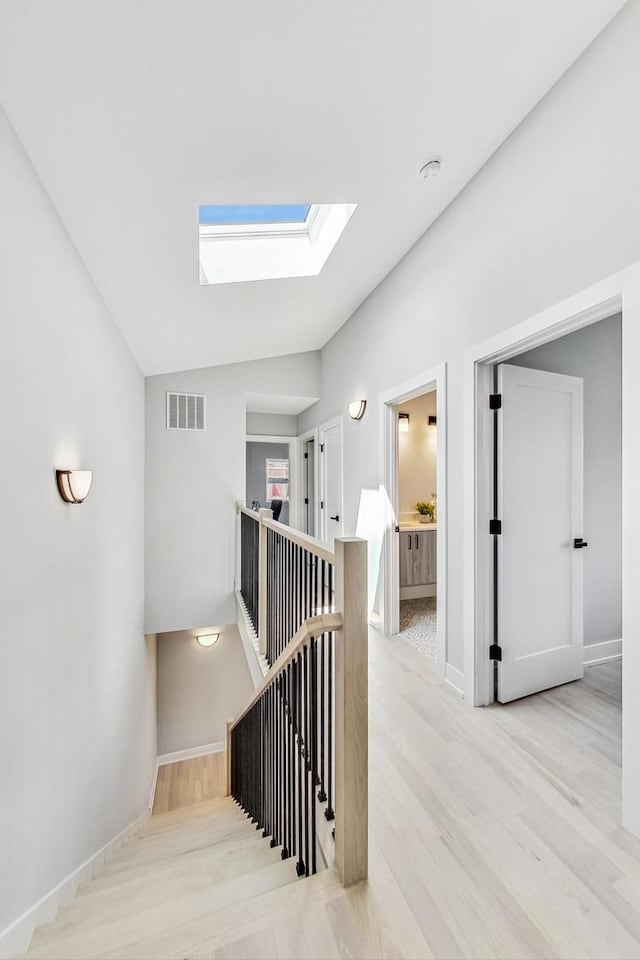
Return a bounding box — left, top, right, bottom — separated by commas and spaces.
319, 417, 343, 546
497, 363, 584, 702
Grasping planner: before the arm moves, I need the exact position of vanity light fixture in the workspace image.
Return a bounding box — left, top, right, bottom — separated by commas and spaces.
399, 413, 410, 433
428, 415, 437, 427
56, 470, 93, 504
348, 400, 367, 421
196, 633, 219, 647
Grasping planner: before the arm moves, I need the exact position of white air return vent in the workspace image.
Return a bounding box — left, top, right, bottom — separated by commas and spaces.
166, 392, 206, 431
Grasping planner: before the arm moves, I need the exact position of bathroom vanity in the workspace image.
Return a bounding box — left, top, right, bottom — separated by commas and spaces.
399, 524, 437, 599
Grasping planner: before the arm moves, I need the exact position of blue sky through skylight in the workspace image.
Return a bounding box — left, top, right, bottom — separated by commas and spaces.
199, 204, 311, 226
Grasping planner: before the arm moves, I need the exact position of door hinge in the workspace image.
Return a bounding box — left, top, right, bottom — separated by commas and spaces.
304, 452, 308, 459
489, 393, 502, 410
395, 524, 400, 533
304, 497, 309, 505
489, 519, 502, 535
320, 500, 324, 509
489, 644, 502, 661
320, 443, 325, 453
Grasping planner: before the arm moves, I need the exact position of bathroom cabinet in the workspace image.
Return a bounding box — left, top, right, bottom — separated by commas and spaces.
399, 529, 437, 589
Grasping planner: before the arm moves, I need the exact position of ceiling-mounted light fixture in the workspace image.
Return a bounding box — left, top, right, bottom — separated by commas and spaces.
56, 470, 93, 504
428, 415, 437, 427
399, 413, 410, 433
348, 400, 367, 421
419, 158, 441, 179
196, 633, 219, 647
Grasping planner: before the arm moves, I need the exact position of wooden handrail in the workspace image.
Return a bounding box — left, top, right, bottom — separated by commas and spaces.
262, 517, 336, 564
230, 611, 343, 730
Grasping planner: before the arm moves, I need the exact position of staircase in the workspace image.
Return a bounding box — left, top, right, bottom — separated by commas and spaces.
22, 797, 341, 959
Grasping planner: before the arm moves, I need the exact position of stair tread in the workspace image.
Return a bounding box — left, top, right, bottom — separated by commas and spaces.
25, 856, 301, 958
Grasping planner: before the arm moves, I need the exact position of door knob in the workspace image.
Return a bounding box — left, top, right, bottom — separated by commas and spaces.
330, 515, 340, 521
573, 538, 589, 549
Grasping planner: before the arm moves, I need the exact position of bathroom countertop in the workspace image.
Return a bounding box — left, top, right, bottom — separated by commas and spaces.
398, 522, 437, 532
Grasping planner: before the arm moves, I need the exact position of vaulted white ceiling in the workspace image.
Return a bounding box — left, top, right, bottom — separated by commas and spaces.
0, 0, 626, 375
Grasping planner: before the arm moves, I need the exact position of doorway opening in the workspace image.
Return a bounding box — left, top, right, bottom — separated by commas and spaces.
245, 434, 296, 525
397, 391, 438, 659
470, 306, 622, 709
380, 363, 447, 678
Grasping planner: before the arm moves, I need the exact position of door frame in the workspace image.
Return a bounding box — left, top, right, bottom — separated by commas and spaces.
464, 279, 628, 709
245, 433, 298, 524
379, 362, 448, 680
296, 426, 319, 535
318, 415, 344, 544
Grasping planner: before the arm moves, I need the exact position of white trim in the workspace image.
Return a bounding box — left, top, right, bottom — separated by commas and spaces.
584, 638, 622, 666
444, 664, 464, 698
0, 810, 148, 959
400, 584, 437, 600
318, 415, 344, 544
236, 590, 268, 686
379, 362, 448, 680
463, 265, 636, 708
148, 763, 159, 812
157, 741, 225, 766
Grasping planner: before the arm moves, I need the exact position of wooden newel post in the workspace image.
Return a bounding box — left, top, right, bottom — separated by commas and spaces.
334, 536, 368, 886
258, 508, 273, 656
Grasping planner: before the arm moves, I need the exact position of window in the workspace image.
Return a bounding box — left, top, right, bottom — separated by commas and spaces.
266, 457, 289, 502
198, 202, 357, 285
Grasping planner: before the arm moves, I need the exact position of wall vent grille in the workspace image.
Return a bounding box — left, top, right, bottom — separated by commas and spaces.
166, 392, 206, 431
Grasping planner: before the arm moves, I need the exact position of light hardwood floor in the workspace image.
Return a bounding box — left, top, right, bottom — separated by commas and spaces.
24, 634, 634, 960
153, 752, 227, 814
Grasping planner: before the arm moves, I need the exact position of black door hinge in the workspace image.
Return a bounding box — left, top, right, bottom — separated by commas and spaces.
320, 500, 324, 509
320, 443, 325, 453
489, 393, 502, 410
304, 452, 308, 459
489, 644, 502, 661
489, 519, 502, 535
395, 524, 400, 533
304, 497, 309, 505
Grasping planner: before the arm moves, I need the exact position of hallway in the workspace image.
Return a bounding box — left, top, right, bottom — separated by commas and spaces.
23, 638, 632, 960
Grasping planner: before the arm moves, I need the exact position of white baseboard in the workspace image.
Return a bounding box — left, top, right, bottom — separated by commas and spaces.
584, 638, 622, 666
235, 591, 268, 686
0, 810, 148, 960
444, 663, 464, 698
157, 741, 225, 766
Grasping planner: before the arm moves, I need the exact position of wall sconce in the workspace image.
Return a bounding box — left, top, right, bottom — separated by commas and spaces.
348, 400, 367, 421
196, 633, 219, 647
56, 470, 93, 504
428, 415, 437, 427
399, 413, 410, 433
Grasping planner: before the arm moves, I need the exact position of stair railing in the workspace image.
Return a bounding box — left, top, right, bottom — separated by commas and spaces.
230, 511, 367, 887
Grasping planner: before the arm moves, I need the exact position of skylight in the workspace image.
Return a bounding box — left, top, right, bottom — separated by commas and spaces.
199, 204, 311, 226
198, 202, 357, 286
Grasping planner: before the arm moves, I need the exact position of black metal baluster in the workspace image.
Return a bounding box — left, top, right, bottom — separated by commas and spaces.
310, 635, 318, 874
303, 642, 310, 877
325, 564, 335, 821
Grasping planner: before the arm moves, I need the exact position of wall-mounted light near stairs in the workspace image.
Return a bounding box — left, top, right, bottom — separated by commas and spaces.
56, 469, 93, 504
348, 399, 367, 420
399, 412, 410, 433
196, 633, 219, 647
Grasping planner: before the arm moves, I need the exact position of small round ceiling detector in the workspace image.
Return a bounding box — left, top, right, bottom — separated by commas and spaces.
419, 158, 442, 180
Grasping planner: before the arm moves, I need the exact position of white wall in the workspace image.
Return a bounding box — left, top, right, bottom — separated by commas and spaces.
0, 106, 155, 947
145, 351, 319, 633
398, 392, 437, 520
510, 314, 622, 650
246, 412, 298, 436
156, 626, 253, 755
299, 0, 640, 673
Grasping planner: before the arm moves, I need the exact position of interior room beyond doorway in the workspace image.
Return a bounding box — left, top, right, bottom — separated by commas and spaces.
397, 390, 438, 658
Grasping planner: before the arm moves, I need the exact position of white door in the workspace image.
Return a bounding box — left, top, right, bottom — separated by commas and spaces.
319, 418, 343, 545
497, 363, 584, 703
